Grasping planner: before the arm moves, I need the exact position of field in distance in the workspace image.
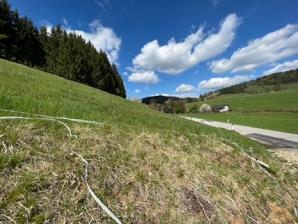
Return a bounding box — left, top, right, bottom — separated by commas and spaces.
185, 88, 298, 134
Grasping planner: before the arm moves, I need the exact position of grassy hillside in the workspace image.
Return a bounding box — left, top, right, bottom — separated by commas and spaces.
185, 112, 298, 135
1, 59, 298, 223
185, 89, 298, 134
186, 90, 298, 112
244, 82, 298, 94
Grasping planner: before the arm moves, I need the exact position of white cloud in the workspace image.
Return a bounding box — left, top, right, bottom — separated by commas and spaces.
263, 60, 298, 76
128, 70, 160, 84
198, 75, 253, 90
123, 72, 128, 76
209, 24, 298, 73
131, 13, 240, 75
39, 20, 53, 32
135, 89, 140, 93
211, 0, 221, 6
65, 20, 121, 63
61, 18, 68, 27
174, 93, 200, 98
94, 0, 111, 9
175, 84, 196, 93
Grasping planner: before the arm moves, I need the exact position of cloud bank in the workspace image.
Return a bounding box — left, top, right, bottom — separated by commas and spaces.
209, 24, 298, 73
263, 60, 298, 76
198, 75, 253, 90
128, 70, 160, 84
133, 13, 240, 75
175, 84, 196, 93
128, 13, 241, 83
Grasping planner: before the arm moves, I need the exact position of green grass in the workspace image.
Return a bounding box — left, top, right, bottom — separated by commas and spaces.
0, 59, 208, 135
186, 90, 298, 112
244, 82, 298, 93
1, 58, 298, 223
186, 112, 298, 134
185, 88, 298, 134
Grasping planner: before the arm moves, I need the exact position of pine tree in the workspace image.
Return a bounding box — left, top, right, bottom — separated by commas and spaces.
56, 30, 69, 78
0, 0, 14, 59
81, 40, 95, 85
17, 16, 41, 67
39, 25, 48, 70
95, 50, 116, 94
70, 34, 88, 82
111, 63, 126, 98
47, 24, 62, 74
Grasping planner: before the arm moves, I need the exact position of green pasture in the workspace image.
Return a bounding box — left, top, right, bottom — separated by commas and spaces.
186, 112, 298, 134
186, 90, 298, 112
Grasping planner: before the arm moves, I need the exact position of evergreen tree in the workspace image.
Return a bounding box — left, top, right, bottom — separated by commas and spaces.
0, 0, 13, 58
81, 40, 95, 85
96, 50, 116, 94
38, 25, 48, 70
9, 9, 22, 62
47, 24, 62, 73
17, 16, 41, 66
111, 63, 126, 98
56, 30, 69, 78
71, 34, 88, 83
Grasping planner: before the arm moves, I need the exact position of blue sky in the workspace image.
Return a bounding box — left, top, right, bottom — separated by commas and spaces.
8, 0, 298, 99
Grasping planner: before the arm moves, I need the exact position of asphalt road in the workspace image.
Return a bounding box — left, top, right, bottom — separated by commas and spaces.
181, 116, 298, 149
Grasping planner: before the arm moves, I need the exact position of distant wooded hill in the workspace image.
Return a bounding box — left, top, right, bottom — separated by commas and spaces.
218, 68, 298, 95
142, 95, 183, 105
142, 68, 298, 104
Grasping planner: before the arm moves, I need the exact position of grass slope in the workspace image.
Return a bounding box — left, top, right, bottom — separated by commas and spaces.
185, 113, 298, 135
1, 59, 298, 223
185, 89, 298, 134
187, 90, 298, 112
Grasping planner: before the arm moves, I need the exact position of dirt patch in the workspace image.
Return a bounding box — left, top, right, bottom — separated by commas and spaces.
268, 202, 294, 224
183, 188, 212, 216
269, 148, 298, 165
257, 139, 298, 165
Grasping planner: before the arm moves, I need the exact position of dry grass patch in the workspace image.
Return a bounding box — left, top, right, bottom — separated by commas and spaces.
0, 120, 298, 223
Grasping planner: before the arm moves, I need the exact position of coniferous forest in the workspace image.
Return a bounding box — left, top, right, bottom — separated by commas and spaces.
0, 0, 126, 98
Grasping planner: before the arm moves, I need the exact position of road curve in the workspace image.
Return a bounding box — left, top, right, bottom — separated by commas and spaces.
181, 116, 298, 149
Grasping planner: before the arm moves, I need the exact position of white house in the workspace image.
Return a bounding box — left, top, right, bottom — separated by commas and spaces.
211, 104, 230, 113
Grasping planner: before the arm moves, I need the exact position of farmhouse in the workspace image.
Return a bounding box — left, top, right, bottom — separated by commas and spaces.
211, 104, 230, 112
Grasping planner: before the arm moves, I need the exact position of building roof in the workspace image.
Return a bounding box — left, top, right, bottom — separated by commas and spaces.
211, 104, 229, 109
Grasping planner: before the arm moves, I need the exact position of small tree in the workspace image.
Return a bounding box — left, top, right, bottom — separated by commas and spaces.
162, 105, 171, 113
199, 103, 211, 113
273, 83, 281, 91
190, 104, 198, 113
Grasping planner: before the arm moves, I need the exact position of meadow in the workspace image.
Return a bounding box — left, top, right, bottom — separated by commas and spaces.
186, 90, 298, 112
185, 113, 298, 134
185, 88, 298, 134
1, 59, 298, 223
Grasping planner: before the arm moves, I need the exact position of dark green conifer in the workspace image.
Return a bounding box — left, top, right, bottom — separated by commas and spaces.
111, 63, 126, 98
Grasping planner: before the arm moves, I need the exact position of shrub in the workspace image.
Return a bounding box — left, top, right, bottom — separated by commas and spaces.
199, 103, 211, 113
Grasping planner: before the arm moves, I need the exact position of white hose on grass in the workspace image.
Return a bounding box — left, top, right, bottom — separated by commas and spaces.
0, 112, 122, 224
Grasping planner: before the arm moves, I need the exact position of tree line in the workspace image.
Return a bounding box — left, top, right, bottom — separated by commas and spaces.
219, 69, 298, 95
0, 0, 126, 98
148, 98, 186, 114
